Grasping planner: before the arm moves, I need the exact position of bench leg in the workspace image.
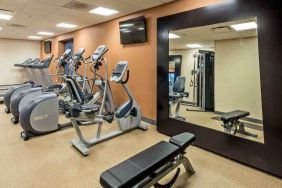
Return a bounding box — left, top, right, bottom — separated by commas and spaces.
182, 156, 195, 176
137, 156, 195, 188
237, 123, 258, 138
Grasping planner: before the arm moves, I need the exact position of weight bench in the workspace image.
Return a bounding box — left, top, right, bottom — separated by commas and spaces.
221, 110, 258, 138
100, 132, 195, 188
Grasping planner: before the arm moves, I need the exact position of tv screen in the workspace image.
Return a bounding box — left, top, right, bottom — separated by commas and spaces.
119, 16, 147, 44
44, 41, 51, 54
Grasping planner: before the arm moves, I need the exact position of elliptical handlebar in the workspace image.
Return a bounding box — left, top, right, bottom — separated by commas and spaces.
120, 70, 130, 84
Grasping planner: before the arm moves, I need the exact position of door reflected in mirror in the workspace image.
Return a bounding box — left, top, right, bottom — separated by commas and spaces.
168, 17, 264, 143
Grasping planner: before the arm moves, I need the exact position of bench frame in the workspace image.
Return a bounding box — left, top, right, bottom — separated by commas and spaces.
135, 154, 195, 188
223, 119, 258, 138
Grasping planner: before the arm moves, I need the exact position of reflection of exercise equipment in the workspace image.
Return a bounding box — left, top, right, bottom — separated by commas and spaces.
221, 110, 258, 138
169, 76, 189, 121
187, 51, 214, 111
168, 72, 175, 93
190, 53, 198, 106
100, 132, 195, 188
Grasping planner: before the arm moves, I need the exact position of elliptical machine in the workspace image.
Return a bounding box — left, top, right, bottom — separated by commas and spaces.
9, 50, 72, 124
64, 45, 147, 156
18, 47, 109, 141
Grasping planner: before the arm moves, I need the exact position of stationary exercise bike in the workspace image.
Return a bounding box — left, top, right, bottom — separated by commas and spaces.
64, 45, 147, 156
169, 76, 189, 121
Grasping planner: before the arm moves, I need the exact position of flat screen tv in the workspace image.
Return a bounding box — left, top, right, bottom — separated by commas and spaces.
44, 41, 51, 54
119, 16, 147, 44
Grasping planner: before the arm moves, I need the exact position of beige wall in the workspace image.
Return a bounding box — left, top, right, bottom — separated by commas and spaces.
0, 39, 40, 85
169, 48, 215, 103
41, 0, 224, 120
215, 37, 262, 119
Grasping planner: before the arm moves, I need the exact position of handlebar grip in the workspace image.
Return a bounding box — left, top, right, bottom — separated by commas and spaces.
54, 57, 59, 62
121, 70, 130, 84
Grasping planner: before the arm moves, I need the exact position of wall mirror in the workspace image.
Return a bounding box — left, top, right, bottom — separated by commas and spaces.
168, 17, 264, 143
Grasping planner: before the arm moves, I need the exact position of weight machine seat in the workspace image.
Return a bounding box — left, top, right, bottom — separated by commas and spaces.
169, 92, 189, 99
81, 103, 100, 112
100, 132, 195, 188
221, 110, 250, 122
169, 92, 182, 98
182, 92, 189, 98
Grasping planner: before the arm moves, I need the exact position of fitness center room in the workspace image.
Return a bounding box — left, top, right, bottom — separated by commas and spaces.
0, 0, 281, 187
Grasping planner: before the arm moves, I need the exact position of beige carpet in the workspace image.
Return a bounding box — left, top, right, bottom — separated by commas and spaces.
0, 105, 281, 188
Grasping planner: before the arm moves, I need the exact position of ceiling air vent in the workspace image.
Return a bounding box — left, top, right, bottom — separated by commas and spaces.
7, 24, 27, 28
63, 0, 95, 12
212, 26, 232, 33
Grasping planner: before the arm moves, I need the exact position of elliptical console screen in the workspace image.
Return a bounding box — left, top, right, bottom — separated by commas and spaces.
92, 45, 108, 62
110, 61, 128, 82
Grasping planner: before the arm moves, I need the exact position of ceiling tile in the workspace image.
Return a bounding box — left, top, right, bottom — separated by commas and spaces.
31, 0, 71, 7
0, 0, 175, 40
79, 0, 136, 12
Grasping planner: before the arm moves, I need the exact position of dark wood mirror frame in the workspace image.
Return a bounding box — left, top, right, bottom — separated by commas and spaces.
157, 0, 282, 178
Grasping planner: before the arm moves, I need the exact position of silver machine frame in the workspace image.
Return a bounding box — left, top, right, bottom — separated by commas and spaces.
189, 52, 206, 111
67, 52, 147, 156
135, 154, 195, 188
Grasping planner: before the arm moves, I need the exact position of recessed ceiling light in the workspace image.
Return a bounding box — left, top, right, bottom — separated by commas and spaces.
169, 33, 180, 39
38, 31, 54, 36
0, 27, 2, 31
231, 22, 257, 31
56, 23, 77, 28
186, 44, 202, 48
89, 7, 119, 16
120, 28, 128, 32
28, 36, 42, 39
120, 23, 134, 28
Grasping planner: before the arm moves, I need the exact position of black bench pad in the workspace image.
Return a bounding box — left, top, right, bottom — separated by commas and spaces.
100, 141, 180, 188
169, 132, 195, 151
221, 110, 250, 122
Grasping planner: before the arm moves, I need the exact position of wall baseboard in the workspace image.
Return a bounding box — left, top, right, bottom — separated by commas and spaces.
142, 116, 156, 125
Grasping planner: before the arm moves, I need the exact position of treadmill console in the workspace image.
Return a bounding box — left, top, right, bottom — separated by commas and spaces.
110, 61, 128, 82
91, 45, 108, 62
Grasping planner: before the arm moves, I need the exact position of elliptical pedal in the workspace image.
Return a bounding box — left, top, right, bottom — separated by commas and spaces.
21, 131, 31, 141
11, 117, 19, 124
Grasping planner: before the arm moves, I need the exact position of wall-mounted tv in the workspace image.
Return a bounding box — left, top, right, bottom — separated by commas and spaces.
119, 16, 147, 45
44, 41, 52, 54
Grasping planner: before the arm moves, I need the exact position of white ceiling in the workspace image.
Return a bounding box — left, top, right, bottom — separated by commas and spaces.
170, 17, 258, 50
0, 0, 175, 40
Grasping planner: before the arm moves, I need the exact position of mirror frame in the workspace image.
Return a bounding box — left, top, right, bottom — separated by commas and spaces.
157, 0, 282, 178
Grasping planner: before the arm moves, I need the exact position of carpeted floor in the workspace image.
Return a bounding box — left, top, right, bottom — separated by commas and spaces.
0, 104, 281, 188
